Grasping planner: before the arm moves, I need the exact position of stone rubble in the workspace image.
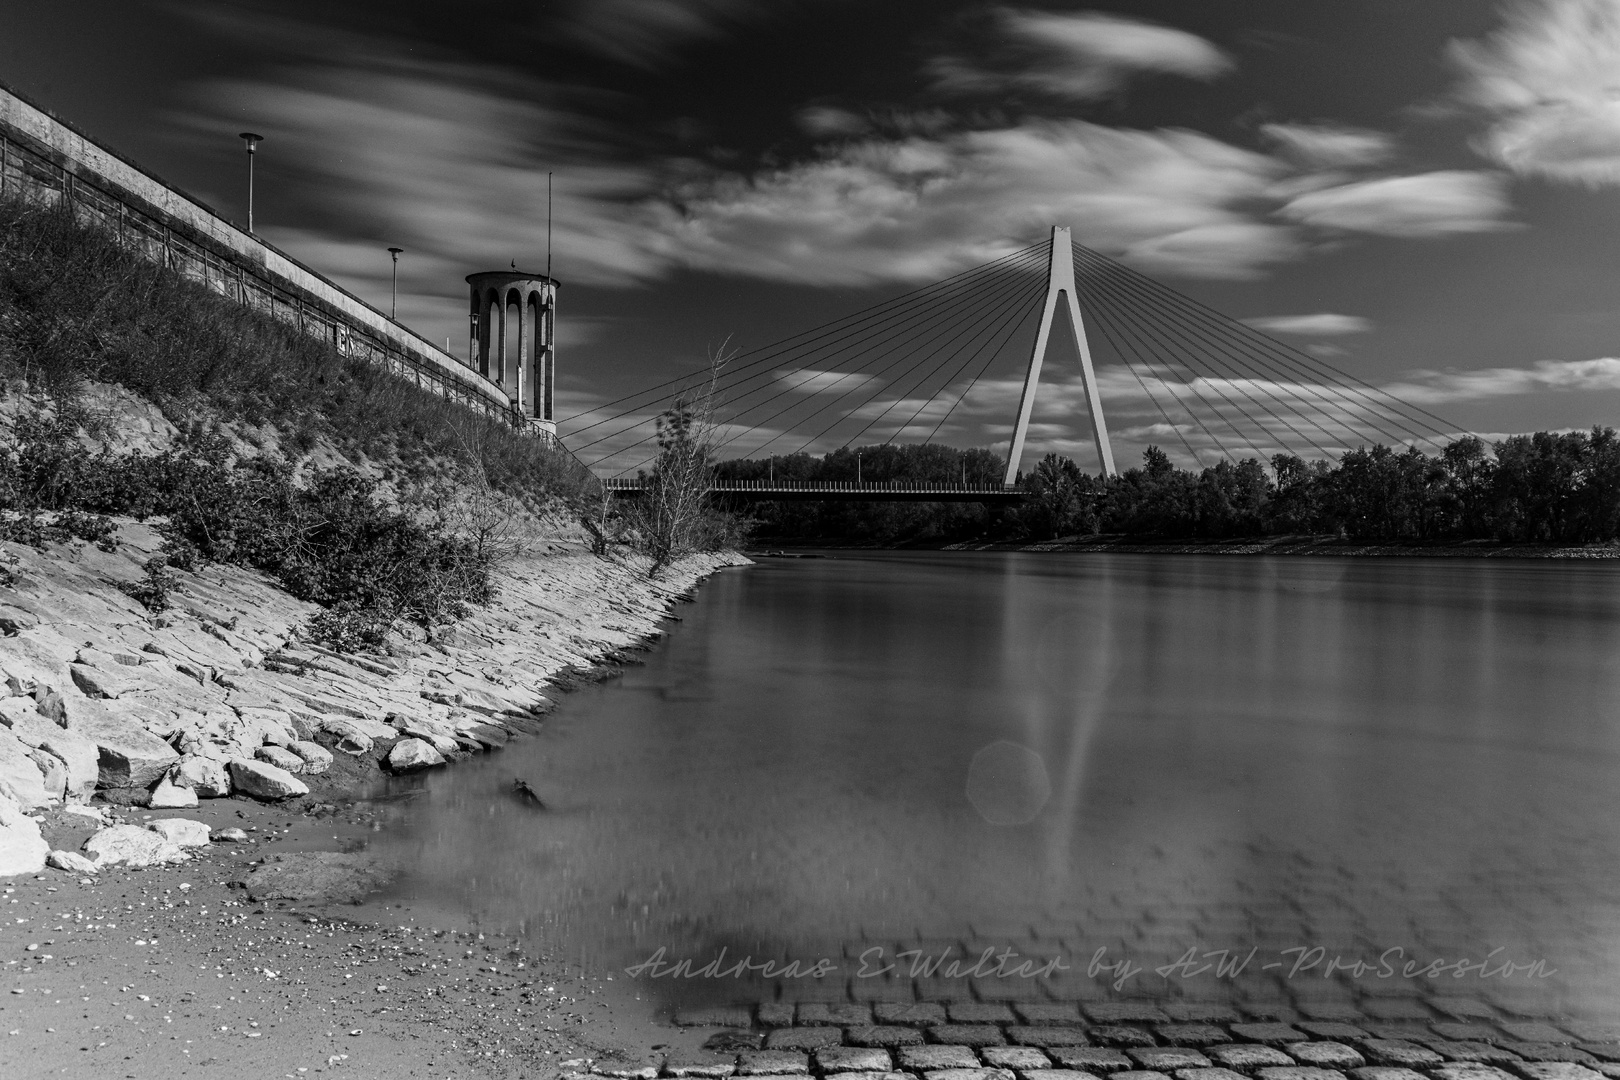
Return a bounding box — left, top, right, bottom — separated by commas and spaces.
0, 501, 746, 876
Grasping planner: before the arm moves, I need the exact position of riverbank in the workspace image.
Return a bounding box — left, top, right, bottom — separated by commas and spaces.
748, 533, 1620, 557
0, 511, 749, 1077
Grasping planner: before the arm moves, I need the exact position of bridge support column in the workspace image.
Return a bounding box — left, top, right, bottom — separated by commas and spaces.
1004, 225, 1115, 483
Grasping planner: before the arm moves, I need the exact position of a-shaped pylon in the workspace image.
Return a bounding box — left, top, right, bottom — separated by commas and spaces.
1003, 226, 1116, 482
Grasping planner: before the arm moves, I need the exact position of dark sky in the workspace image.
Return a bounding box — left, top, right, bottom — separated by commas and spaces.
4, 0, 1620, 471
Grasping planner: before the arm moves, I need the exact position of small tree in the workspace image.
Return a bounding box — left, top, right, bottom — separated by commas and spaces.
624, 346, 730, 576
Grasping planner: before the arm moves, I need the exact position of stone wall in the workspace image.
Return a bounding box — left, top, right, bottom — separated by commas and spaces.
0, 79, 516, 421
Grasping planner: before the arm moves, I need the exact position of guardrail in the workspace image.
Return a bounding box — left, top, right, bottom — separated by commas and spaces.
601, 478, 1024, 501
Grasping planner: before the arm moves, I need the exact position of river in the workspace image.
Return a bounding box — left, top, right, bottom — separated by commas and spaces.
370, 552, 1620, 1019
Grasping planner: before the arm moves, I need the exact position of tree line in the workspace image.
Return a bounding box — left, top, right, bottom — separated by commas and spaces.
718, 429, 1620, 546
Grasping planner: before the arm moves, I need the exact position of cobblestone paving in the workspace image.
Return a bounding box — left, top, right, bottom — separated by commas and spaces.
576, 1002, 1620, 1080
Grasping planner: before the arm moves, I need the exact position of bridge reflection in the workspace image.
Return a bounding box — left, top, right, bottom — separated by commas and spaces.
601, 477, 1024, 503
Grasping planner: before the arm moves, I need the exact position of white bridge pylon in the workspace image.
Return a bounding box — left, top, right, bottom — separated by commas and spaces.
1003, 226, 1117, 483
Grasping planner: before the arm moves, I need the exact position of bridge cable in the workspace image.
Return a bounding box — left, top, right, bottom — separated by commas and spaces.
560, 241, 1045, 433
600, 249, 1050, 473
1075, 242, 1460, 445
903, 283, 1053, 450
1075, 270, 1279, 460
1075, 244, 1440, 451
573, 246, 1047, 458
1072, 246, 1381, 455
1075, 256, 1345, 459
828, 268, 1054, 450
1068, 276, 1239, 464
698, 252, 1051, 461
1066, 279, 1208, 467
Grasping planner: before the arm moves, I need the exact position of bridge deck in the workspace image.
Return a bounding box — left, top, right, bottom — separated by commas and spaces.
602, 479, 1024, 503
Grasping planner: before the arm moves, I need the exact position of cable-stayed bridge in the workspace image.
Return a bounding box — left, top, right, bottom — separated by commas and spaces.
566, 227, 1460, 498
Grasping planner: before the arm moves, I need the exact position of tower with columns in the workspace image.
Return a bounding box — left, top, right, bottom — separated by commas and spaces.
466, 269, 558, 435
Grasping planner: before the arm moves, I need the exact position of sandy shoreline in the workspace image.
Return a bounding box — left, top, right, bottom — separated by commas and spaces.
0, 529, 749, 1078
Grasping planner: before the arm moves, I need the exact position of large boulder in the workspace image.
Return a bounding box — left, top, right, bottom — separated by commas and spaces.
147, 818, 210, 847
46, 849, 98, 875
0, 792, 47, 877
387, 737, 444, 773
319, 715, 396, 741
83, 824, 187, 867
227, 758, 309, 800
254, 744, 307, 773
171, 754, 231, 797
0, 729, 49, 809
390, 716, 459, 755
61, 698, 179, 790
148, 778, 199, 808
4, 717, 99, 802
288, 741, 332, 774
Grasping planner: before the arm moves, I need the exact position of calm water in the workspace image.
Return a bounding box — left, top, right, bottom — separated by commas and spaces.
373, 553, 1620, 1016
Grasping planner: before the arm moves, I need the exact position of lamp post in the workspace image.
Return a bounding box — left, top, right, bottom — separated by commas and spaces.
238, 133, 263, 232
387, 247, 403, 319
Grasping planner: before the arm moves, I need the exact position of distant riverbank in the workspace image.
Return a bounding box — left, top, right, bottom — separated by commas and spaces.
749, 534, 1620, 557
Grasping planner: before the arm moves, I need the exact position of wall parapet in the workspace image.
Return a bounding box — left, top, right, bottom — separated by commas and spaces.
0, 80, 517, 421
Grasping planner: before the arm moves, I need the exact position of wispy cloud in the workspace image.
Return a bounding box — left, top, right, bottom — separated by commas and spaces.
562, 0, 773, 68
1450, 0, 1620, 187
931, 9, 1232, 101
1260, 123, 1396, 169
1277, 171, 1514, 237
773, 369, 882, 393
1243, 313, 1373, 335
1384, 357, 1620, 402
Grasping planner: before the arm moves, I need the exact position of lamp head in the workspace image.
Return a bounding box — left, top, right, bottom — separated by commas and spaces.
239, 132, 264, 153
388, 246, 404, 258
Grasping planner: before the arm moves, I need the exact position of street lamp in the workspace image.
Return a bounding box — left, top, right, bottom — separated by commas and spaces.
387, 247, 404, 319
238, 133, 263, 232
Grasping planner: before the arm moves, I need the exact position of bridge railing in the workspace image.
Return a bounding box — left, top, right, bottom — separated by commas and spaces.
601, 477, 1020, 493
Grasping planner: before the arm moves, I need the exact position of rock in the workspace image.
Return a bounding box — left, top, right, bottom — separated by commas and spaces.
227, 757, 309, 800
0, 729, 49, 809
82, 823, 188, 867
148, 778, 199, 808
255, 744, 307, 773
333, 730, 372, 755
461, 722, 510, 749
46, 849, 98, 874
0, 696, 37, 725
214, 827, 249, 843
288, 741, 332, 774
171, 754, 231, 797
60, 698, 179, 790
147, 818, 210, 847
319, 715, 396, 741
2, 718, 99, 802
389, 715, 459, 754
236, 708, 297, 747
27, 748, 66, 803
0, 792, 48, 876
231, 850, 391, 903
387, 737, 444, 773
69, 662, 138, 699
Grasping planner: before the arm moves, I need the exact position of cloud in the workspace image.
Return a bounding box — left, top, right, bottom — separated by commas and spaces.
1277, 171, 1514, 237
1243, 313, 1374, 336
772, 369, 882, 393
797, 107, 870, 138
932, 9, 1232, 101
1384, 357, 1620, 402
562, 0, 769, 68
1450, 0, 1620, 186
1260, 123, 1395, 168
657, 120, 1301, 284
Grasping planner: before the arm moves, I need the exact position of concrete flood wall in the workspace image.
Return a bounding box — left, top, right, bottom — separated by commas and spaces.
0, 81, 517, 420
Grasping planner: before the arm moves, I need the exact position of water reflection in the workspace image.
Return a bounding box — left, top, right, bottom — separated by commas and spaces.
371, 553, 1620, 1017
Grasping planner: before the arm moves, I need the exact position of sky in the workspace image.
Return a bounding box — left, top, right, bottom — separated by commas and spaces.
4, 0, 1620, 473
